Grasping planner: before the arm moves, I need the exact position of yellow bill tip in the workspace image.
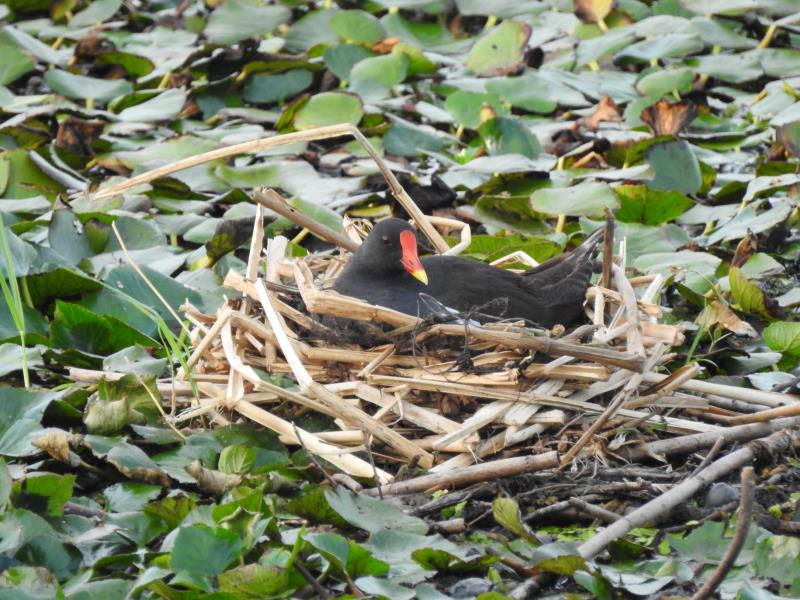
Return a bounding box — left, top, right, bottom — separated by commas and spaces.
410, 269, 428, 285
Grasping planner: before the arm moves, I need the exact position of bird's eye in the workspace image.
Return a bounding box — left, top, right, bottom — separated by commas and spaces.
381, 235, 390, 245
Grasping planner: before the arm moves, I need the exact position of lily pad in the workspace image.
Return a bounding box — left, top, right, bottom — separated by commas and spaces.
204, 0, 291, 45
646, 140, 702, 195
330, 10, 386, 45
293, 92, 363, 130
44, 70, 132, 103
465, 20, 531, 77
531, 182, 619, 217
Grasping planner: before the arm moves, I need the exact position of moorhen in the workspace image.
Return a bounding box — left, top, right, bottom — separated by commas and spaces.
333, 219, 603, 328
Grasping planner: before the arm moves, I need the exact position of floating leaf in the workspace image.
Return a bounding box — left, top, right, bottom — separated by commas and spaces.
465, 20, 531, 77
44, 69, 132, 103
204, 0, 291, 45
349, 52, 408, 99
478, 117, 541, 158
323, 44, 375, 80
293, 92, 363, 130
729, 267, 768, 316
244, 69, 313, 104
444, 90, 506, 129
646, 140, 702, 194
531, 182, 619, 217
171, 525, 245, 578
330, 10, 386, 45
0, 44, 34, 86
614, 184, 694, 225
70, 0, 121, 27
116, 89, 186, 122
776, 121, 800, 158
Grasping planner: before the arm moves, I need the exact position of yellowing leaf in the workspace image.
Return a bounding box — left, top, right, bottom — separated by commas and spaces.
729, 267, 767, 316
696, 300, 757, 337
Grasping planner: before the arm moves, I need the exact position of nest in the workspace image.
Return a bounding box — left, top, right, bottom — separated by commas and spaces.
76, 124, 799, 502
176, 204, 797, 494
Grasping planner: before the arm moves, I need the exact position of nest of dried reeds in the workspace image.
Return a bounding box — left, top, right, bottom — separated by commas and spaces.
75, 125, 800, 502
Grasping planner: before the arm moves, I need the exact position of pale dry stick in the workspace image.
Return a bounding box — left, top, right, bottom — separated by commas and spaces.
586, 286, 662, 317
355, 383, 466, 436
254, 189, 359, 252
625, 362, 701, 409
110, 221, 189, 335
356, 345, 396, 379
256, 245, 435, 468
568, 497, 620, 524
715, 402, 800, 425
642, 372, 797, 408
689, 467, 756, 600
613, 262, 645, 357
559, 344, 666, 468
369, 374, 718, 434
426, 215, 471, 256
620, 416, 800, 463
577, 430, 798, 559
432, 423, 549, 470
688, 437, 726, 478
362, 451, 560, 497
182, 307, 233, 375
91, 123, 449, 253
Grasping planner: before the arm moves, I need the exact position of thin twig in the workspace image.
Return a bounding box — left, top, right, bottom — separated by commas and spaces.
688, 437, 726, 478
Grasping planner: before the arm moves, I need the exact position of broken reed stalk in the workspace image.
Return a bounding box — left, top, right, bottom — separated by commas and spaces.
90, 122, 449, 253
577, 428, 799, 559
253, 189, 359, 252
363, 451, 559, 496
618, 416, 800, 462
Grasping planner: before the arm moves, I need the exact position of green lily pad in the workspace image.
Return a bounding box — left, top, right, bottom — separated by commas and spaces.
293, 92, 363, 130
323, 44, 376, 81
636, 68, 694, 97
616, 33, 703, 62
116, 89, 187, 122
70, 0, 121, 27
531, 182, 619, 217
330, 9, 386, 45
171, 524, 245, 578
614, 184, 694, 225
349, 52, 408, 99
244, 69, 313, 104
478, 117, 541, 158
465, 19, 531, 77
0, 44, 34, 86
44, 70, 132, 103
646, 140, 702, 195
204, 0, 291, 45
444, 90, 506, 129
50, 301, 156, 355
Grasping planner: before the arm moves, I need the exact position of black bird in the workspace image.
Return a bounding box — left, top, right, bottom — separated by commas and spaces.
332, 219, 602, 328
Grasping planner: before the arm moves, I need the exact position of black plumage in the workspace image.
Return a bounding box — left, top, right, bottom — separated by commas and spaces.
332, 219, 602, 328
